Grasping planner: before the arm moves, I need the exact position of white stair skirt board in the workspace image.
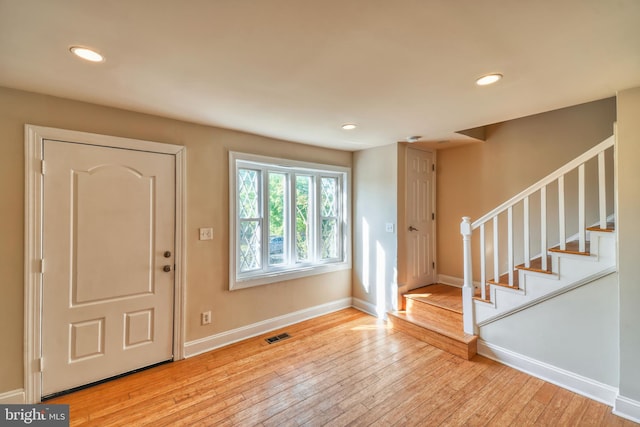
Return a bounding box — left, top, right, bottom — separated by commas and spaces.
351, 297, 379, 317
614, 395, 640, 424
184, 298, 352, 358
478, 340, 618, 407
0, 389, 25, 404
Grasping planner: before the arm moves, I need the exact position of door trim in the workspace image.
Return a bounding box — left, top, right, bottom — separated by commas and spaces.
24, 124, 187, 403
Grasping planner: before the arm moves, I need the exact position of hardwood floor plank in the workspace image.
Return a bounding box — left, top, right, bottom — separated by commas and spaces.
235, 332, 426, 425
438, 363, 521, 426
263, 336, 432, 426
46, 308, 635, 426
510, 382, 560, 425
366, 357, 463, 425
580, 399, 610, 426
481, 375, 546, 426
461, 369, 531, 427
401, 358, 508, 426
528, 385, 575, 425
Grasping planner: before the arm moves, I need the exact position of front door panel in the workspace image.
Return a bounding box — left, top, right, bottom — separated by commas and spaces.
42, 140, 175, 397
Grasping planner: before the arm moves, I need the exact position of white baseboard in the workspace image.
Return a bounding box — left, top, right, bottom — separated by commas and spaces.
351, 297, 379, 317
437, 274, 463, 287
478, 340, 618, 406
614, 395, 640, 423
438, 274, 483, 289
184, 298, 352, 358
0, 389, 25, 404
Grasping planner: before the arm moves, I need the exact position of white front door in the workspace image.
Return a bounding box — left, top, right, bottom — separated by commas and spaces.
405, 147, 435, 290
41, 140, 175, 397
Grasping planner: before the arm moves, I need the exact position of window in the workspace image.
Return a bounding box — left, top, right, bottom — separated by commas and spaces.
230, 152, 351, 289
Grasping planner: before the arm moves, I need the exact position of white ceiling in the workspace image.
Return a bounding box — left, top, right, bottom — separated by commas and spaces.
1, 0, 639, 151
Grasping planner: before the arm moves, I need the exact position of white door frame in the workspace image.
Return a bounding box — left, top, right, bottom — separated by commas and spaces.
24, 124, 187, 403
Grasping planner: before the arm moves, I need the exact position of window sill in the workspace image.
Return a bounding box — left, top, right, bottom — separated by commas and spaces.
230, 262, 351, 290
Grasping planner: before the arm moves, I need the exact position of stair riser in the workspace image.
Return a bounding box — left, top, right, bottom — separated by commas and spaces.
387, 313, 476, 360
405, 298, 463, 330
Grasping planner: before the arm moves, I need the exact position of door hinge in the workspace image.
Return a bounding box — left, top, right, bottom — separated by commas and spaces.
39, 259, 44, 273
432, 164, 435, 172
432, 212, 435, 220
38, 357, 44, 372
41, 160, 46, 175
432, 262, 435, 269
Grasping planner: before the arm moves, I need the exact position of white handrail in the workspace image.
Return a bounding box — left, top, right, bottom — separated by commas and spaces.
471, 136, 614, 229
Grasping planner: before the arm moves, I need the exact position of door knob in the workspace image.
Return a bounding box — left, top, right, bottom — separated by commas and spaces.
164, 251, 172, 258
409, 226, 419, 232
163, 265, 172, 272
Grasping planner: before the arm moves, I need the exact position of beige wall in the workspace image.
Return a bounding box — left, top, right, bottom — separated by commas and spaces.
352, 143, 398, 314
437, 98, 616, 279
0, 86, 352, 393
616, 86, 640, 403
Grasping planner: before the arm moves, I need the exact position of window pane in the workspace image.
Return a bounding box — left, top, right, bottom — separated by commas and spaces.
268, 172, 286, 265
239, 220, 261, 272
295, 175, 312, 261
321, 177, 338, 217
321, 218, 339, 259
238, 169, 260, 219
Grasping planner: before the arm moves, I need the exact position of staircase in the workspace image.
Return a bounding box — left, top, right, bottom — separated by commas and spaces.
387, 284, 477, 360
461, 134, 616, 332
388, 135, 616, 359
472, 223, 616, 325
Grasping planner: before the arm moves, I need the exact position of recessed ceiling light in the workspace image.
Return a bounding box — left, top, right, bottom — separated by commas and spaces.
70, 46, 104, 63
476, 73, 503, 86
341, 123, 357, 130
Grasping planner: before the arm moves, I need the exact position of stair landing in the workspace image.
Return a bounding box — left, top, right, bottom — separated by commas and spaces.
388, 284, 477, 360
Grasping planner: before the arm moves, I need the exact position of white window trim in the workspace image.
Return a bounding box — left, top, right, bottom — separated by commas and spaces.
229, 151, 351, 290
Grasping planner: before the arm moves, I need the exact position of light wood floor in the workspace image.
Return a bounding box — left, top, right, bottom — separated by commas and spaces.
406, 284, 463, 313
48, 308, 636, 426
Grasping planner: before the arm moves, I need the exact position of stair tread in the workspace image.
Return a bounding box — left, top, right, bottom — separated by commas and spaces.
516, 255, 553, 274
487, 272, 520, 289
388, 311, 473, 343
586, 222, 615, 232
404, 284, 463, 314
549, 240, 591, 256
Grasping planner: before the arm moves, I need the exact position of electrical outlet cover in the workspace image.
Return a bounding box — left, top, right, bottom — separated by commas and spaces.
201, 311, 212, 325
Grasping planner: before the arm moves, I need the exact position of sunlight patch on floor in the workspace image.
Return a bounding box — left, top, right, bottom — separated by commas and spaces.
350, 323, 389, 331
410, 293, 433, 298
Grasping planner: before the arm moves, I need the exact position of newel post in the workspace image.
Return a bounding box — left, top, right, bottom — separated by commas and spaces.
460, 217, 475, 335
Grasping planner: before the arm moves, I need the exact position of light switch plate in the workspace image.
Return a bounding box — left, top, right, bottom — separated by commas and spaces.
199, 227, 213, 240
385, 223, 394, 233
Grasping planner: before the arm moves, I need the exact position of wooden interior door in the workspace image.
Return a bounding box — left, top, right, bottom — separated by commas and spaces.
405, 147, 435, 290
41, 140, 175, 397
